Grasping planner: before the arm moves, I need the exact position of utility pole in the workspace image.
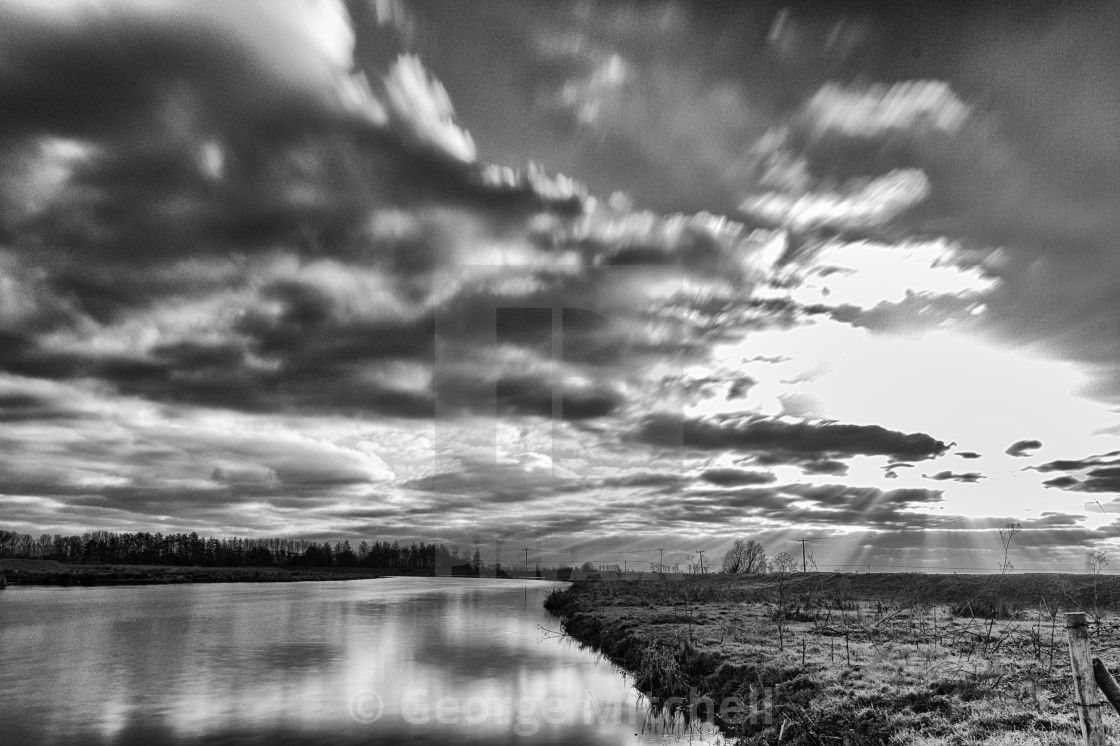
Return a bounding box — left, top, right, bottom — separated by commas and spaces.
793, 538, 816, 573
659, 548, 664, 576
697, 550, 706, 574
523, 548, 530, 569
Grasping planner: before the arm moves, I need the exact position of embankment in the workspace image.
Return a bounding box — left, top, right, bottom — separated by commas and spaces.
545, 573, 1111, 745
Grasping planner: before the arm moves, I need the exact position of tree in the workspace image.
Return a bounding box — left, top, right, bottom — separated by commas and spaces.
1090, 548, 1110, 575
721, 539, 768, 574
998, 522, 1021, 574
245, 546, 273, 566
768, 551, 797, 651
1090, 547, 1110, 637
769, 551, 797, 575
470, 549, 482, 572
335, 540, 357, 567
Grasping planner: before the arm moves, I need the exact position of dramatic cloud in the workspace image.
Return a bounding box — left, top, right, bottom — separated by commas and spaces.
924, 471, 985, 484
630, 414, 949, 462
761, 236, 996, 314
2, 2, 1120, 570
1036, 452, 1120, 473
382, 54, 476, 162
1029, 451, 1120, 495
699, 468, 777, 487
801, 81, 970, 141
1006, 439, 1043, 458
741, 168, 931, 233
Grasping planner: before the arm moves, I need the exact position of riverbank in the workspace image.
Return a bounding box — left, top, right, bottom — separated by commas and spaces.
0, 558, 383, 586
545, 572, 1120, 745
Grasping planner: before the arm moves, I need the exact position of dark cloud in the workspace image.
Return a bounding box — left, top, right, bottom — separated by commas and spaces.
494, 376, 622, 421
1036, 451, 1120, 473
1006, 439, 1042, 457
699, 468, 777, 487
957, 451, 982, 459
799, 459, 850, 476
924, 470, 984, 484
659, 482, 945, 531
786, 483, 943, 507
1029, 451, 1120, 494
1069, 472, 1120, 494
0, 2, 588, 338
630, 413, 948, 462
0, 391, 85, 423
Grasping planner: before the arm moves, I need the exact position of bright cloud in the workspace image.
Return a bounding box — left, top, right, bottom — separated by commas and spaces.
741, 168, 931, 232
803, 80, 971, 139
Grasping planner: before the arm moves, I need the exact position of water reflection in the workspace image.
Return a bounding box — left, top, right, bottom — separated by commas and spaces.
0, 578, 720, 745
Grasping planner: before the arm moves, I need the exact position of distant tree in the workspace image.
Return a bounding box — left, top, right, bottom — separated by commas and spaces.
1091, 547, 1110, 635
245, 546, 273, 566
470, 549, 482, 571
998, 522, 1022, 574
293, 542, 332, 567
1090, 547, 1110, 575
721, 539, 768, 574
579, 561, 597, 574
768, 551, 798, 650
769, 551, 797, 575
335, 540, 357, 567
721, 543, 742, 573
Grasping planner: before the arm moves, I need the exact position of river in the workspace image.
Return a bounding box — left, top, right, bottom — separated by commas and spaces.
0, 577, 718, 745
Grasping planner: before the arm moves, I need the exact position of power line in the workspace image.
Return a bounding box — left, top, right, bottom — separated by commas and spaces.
1096, 501, 1120, 538
793, 538, 820, 573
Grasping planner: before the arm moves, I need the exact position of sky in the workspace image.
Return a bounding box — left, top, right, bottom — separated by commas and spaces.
2, 0, 1120, 572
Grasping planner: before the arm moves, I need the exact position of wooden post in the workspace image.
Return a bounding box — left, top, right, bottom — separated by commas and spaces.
1093, 658, 1120, 716
1067, 612, 1106, 745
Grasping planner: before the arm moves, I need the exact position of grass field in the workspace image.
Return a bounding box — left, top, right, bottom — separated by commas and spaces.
545, 572, 1120, 745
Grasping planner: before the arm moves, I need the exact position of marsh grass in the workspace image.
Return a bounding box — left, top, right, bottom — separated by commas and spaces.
548, 573, 1120, 745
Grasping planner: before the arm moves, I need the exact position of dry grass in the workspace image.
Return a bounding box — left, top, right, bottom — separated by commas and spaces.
546, 573, 1120, 745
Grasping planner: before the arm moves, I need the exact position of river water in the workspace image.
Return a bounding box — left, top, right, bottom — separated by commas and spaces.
0, 577, 719, 745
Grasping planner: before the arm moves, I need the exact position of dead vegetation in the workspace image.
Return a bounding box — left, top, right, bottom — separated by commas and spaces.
545, 572, 1120, 745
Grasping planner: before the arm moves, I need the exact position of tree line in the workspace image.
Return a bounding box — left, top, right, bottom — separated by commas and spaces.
721, 538, 797, 574
0, 529, 477, 570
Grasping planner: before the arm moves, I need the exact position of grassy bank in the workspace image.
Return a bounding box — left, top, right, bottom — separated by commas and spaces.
0, 558, 383, 586
545, 572, 1120, 745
